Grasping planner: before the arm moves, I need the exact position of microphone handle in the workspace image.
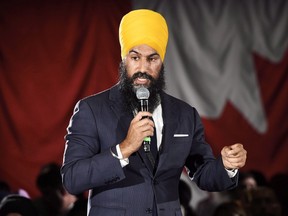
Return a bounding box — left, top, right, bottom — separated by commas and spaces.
140, 99, 149, 112
140, 99, 151, 152
143, 137, 151, 152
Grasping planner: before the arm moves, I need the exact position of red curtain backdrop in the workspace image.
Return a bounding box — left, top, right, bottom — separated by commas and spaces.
0, 0, 131, 197
0, 1, 287, 198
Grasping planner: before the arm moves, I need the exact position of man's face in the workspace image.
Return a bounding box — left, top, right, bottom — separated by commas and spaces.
123, 44, 163, 89
119, 44, 165, 112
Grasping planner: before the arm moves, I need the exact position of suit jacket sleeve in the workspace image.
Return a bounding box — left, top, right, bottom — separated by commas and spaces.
61, 100, 125, 195
185, 108, 238, 191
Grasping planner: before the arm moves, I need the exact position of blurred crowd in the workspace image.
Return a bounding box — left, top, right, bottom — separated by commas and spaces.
180, 170, 288, 216
0, 164, 287, 216
0, 163, 87, 216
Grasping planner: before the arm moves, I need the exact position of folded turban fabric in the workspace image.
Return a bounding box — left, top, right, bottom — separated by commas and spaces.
119, 9, 169, 61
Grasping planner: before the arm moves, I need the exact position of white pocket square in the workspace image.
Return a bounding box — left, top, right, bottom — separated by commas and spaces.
173, 134, 189, 137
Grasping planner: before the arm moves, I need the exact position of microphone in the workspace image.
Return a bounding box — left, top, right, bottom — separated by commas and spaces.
136, 86, 150, 111
136, 86, 151, 152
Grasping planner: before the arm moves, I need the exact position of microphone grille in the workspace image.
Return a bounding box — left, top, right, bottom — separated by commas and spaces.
136, 86, 150, 100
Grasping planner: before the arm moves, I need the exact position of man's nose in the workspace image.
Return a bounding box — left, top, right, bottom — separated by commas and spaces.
139, 59, 150, 72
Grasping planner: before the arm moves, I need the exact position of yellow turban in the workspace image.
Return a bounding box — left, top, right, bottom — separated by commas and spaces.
119, 9, 169, 61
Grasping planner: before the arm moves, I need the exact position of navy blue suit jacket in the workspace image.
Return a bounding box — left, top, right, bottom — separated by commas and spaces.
61, 84, 237, 216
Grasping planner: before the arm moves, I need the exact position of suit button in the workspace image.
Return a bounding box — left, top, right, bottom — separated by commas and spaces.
145, 208, 153, 214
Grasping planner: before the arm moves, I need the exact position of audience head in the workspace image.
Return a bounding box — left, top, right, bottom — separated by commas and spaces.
0, 181, 11, 202
239, 171, 258, 190
213, 201, 247, 216
0, 194, 39, 216
36, 163, 64, 195
241, 187, 281, 216
35, 162, 77, 215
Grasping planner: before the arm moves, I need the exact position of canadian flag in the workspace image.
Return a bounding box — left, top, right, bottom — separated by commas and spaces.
132, 0, 288, 178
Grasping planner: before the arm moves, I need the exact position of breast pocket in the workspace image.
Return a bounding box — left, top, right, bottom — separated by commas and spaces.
172, 136, 192, 154
162, 136, 192, 169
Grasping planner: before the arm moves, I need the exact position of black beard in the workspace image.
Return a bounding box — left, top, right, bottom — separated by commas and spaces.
118, 61, 166, 113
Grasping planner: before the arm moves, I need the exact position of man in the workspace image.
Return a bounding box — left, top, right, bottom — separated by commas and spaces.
61, 9, 247, 216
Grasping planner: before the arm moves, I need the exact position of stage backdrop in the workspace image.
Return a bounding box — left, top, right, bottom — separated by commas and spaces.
0, 0, 287, 197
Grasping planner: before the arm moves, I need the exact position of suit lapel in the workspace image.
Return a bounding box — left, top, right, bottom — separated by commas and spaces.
154, 92, 179, 175
159, 92, 178, 154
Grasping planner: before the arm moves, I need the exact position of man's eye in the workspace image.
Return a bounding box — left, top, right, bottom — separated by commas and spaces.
148, 55, 160, 62
131, 56, 139, 61
149, 57, 157, 62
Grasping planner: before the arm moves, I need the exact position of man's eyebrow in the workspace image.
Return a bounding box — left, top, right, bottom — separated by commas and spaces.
147, 53, 160, 58
129, 50, 159, 58
129, 50, 139, 55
